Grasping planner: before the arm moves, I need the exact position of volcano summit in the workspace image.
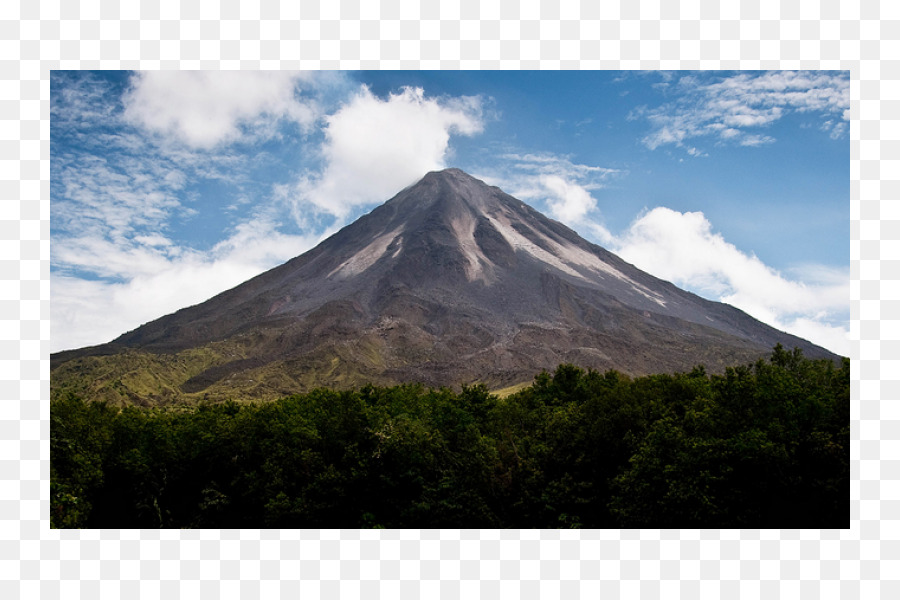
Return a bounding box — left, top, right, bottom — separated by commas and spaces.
51, 168, 839, 404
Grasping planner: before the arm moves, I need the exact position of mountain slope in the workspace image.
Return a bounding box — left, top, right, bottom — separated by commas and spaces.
51, 168, 839, 404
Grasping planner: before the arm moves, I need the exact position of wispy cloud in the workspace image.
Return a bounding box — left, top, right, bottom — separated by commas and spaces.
632, 71, 850, 154
500, 153, 620, 181
52, 152, 184, 242
478, 152, 622, 242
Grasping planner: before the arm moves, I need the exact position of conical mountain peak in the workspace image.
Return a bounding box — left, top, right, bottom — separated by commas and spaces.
418, 167, 488, 187
51, 169, 839, 403
381, 167, 509, 217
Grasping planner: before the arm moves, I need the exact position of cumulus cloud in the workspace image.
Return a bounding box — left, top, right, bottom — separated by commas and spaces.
635, 71, 850, 154
295, 85, 484, 219
539, 174, 598, 223
123, 71, 319, 148
607, 207, 849, 356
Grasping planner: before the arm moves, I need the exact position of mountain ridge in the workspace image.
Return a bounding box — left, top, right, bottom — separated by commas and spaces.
51, 168, 840, 405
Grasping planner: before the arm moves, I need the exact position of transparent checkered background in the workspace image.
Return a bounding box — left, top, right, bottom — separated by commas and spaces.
2, 0, 894, 597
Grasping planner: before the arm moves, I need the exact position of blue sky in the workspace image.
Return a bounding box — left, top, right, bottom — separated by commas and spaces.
51, 70, 849, 355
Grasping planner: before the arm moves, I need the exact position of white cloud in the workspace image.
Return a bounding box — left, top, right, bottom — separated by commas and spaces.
480, 152, 621, 237
51, 218, 323, 353
738, 134, 776, 147
637, 71, 850, 154
123, 71, 318, 148
776, 318, 850, 359
821, 119, 848, 140
52, 263, 263, 353
500, 152, 620, 180
295, 85, 484, 219
607, 207, 849, 356
539, 174, 598, 224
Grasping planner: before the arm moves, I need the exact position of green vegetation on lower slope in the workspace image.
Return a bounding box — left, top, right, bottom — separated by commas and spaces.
51, 345, 849, 529
50, 346, 236, 406
50, 339, 400, 406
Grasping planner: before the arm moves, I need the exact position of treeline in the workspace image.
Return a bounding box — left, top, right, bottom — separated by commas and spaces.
51, 345, 849, 529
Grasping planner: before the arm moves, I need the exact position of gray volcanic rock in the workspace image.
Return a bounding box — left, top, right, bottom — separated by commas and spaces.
52, 168, 840, 402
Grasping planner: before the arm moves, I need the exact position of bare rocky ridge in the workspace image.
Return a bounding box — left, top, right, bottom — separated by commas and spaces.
51, 168, 840, 404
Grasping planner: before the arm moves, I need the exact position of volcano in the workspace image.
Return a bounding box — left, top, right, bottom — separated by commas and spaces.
51, 168, 839, 404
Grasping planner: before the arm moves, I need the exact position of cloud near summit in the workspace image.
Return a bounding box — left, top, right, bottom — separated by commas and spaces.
295, 85, 485, 220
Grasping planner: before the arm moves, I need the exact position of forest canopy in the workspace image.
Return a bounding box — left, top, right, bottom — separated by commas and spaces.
51, 345, 849, 529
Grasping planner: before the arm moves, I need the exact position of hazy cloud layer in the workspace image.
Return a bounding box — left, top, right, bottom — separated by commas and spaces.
633, 71, 850, 155
52, 224, 322, 351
